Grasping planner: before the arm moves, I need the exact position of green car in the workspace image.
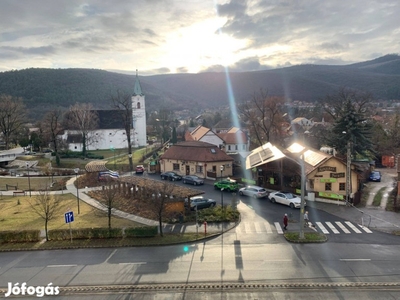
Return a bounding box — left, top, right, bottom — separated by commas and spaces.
214, 179, 239, 192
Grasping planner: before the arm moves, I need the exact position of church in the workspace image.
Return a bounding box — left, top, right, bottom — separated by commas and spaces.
61, 71, 147, 151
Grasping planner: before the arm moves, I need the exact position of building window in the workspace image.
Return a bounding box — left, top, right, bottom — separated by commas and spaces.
325, 183, 332, 191
243, 145, 246, 150
137, 102, 141, 109
339, 183, 345, 191
235, 145, 238, 150
212, 166, 216, 172
228, 145, 231, 150
196, 165, 203, 173
173, 163, 179, 171
309, 179, 314, 189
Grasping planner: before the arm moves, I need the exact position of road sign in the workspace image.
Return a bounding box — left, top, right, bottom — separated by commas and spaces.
64, 211, 74, 224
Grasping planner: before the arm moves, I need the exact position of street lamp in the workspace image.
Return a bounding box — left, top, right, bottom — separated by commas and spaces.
26, 162, 31, 197
220, 165, 224, 219
343, 131, 351, 205
74, 168, 80, 214
299, 152, 306, 239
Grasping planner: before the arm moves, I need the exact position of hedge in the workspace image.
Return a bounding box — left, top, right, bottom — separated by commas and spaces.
124, 226, 158, 237
0, 230, 41, 243
49, 228, 123, 240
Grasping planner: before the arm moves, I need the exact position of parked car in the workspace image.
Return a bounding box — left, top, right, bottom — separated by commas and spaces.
269, 191, 304, 208
182, 175, 204, 185
135, 165, 145, 174
214, 178, 239, 192
160, 171, 182, 181
239, 186, 268, 198
185, 196, 216, 210
369, 171, 381, 182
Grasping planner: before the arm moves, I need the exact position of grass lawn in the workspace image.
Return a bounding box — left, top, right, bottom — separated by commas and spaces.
373, 187, 385, 206
0, 176, 71, 191
0, 194, 141, 231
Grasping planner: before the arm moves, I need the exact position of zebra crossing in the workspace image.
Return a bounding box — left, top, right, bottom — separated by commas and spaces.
233, 221, 373, 235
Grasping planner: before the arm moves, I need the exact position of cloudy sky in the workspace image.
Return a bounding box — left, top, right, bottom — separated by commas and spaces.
1, 0, 399, 75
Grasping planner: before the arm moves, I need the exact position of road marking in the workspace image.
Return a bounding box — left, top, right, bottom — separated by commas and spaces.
254, 222, 262, 233
339, 259, 371, 261
316, 222, 329, 234
264, 222, 273, 234
345, 221, 362, 233
118, 262, 147, 265
358, 224, 373, 233
274, 222, 284, 234
47, 264, 78, 268
325, 222, 340, 234
235, 225, 242, 234
105, 249, 117, 263
244, 222, 252, 233
335, 221, 351, 234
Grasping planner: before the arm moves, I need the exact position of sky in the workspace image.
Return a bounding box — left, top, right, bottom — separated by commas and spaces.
0, 0, 399, 75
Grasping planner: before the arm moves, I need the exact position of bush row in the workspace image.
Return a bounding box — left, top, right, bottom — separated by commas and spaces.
0, 230, 41, 243
48, 226, 158, 240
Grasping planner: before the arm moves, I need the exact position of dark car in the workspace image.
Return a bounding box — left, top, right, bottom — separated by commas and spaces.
185, 196, 216, 210
369, 171, 381, 182
182, 175, 204, 186
160, 171, 182, 181
135, 165, 145, 174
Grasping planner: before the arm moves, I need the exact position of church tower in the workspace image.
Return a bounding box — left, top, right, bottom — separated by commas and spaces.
132, 70, 147, 147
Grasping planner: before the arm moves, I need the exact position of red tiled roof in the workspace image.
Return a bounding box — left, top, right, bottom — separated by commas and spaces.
160, 141, 233, 162
218, 131, 247, 144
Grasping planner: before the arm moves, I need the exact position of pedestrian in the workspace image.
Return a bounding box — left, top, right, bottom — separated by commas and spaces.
304, 211, 309, 227
283, 213, 288, 230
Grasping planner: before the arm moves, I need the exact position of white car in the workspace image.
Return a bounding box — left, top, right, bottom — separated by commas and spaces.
239, 186, 268, 198
269, 191, 305, 208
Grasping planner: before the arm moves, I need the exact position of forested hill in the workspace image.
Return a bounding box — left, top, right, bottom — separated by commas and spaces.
1, 54, 400, 121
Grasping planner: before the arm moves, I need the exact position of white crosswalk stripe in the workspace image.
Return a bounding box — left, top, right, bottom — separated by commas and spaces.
275, 222, 284, 234
357, 224, 373, 233
345, 221, 362, 233
316, 222, 330, 234
325, 222, 340, 234
264, 222, 273, 234
254, 222, 262, 233
335, 221, 351, 234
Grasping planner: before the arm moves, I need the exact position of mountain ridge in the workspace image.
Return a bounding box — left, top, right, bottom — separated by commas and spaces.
1, 54, 399, 121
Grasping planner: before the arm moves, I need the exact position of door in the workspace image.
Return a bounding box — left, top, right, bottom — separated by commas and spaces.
186, 165, 190, 175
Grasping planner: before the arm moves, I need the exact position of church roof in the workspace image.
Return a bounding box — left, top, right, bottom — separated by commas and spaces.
133, 70, 143, 96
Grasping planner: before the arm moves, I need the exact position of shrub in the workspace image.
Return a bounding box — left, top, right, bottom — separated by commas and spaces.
0, 230, 41, 243
125, 226, 158, 237
48, 228, 123, 240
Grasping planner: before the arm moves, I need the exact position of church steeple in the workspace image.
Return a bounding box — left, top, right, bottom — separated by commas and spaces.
133, 69, 143, 96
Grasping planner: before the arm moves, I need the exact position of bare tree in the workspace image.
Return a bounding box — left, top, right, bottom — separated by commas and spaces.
65, 103, 99, 157
98, 178, 120, 236
148, 181, 176, 237
40, 109, 65, 166
0, 94, 27, 149
111, 91, 134, 173
28, 189, 60, 241
238, 90, 286, 147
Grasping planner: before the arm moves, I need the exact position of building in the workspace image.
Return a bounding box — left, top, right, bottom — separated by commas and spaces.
160, 141, 234, 179
61, 71, 147, 151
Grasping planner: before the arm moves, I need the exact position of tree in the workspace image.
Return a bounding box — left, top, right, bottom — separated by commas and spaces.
238, 90, 286, 147
65, 103, 99, 157
28, 188, 60, 241
40, 109, 65, 166
0, 94, 27, 149
171, 126, 177, 144
322, 89, 375, 158
110, 91, 134, 173
148, 181, 176, 237
99, 178, 120, 237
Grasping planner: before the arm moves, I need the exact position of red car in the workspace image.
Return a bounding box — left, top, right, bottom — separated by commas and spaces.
135, 165, 145, 174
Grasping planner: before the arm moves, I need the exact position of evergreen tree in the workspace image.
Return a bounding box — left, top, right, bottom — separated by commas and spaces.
171, 126, 177, 144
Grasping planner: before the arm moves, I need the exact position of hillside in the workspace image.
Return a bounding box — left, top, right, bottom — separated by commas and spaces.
1, 54, 400, 121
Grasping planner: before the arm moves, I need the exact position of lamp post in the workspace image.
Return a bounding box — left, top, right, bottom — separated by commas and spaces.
299, 152, 306, 239
26, 162, 31, 197
220, 165, 224, 219
128, 153, 133, 176
74, 168, 80, 214
342, 131, 351, 205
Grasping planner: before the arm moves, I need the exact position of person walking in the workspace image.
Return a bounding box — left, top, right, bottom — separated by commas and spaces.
283, 213, 288, 230
304, 211, 309, 227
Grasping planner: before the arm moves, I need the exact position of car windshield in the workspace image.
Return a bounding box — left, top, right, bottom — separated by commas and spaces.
284, 192, 296, 199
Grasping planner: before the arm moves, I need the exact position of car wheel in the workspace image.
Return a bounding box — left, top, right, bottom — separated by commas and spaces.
193, 182, 197, 186
161, 176, 165, 180
253, 194, 258, 198
239, 191, 244, 196
271, 198, 276, 203
211, 203, 216, 207
172, 178, 175, 181
183, 180, 186, 184
290, 203, 295, 209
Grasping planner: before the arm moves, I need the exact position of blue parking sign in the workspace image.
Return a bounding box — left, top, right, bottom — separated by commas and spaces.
64, 211, 74, 223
